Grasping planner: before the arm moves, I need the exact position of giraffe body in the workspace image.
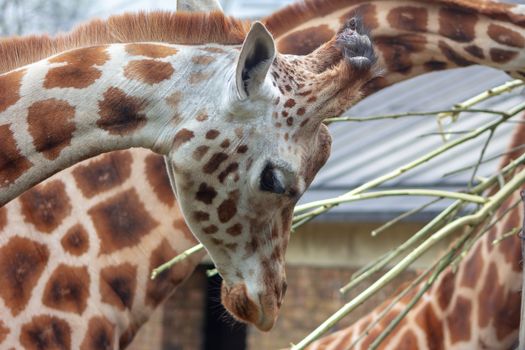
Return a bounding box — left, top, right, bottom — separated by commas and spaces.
0, 149, 204, 349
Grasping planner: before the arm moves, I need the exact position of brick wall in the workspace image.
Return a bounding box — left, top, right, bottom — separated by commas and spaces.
129, 264, 417, 350
246, 265, 418, 350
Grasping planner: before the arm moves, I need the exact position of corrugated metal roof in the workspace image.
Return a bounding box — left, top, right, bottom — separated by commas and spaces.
300, 67, 524, 221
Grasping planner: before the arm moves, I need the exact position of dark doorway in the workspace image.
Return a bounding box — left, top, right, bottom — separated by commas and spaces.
203, 267, 247, 350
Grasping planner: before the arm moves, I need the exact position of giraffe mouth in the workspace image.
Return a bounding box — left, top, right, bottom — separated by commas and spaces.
220, 283, 278, 331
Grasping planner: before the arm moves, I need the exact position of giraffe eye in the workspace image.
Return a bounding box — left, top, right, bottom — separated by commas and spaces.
260, 164, 285, 194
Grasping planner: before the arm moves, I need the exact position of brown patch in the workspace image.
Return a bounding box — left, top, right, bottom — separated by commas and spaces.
42, 264, 90, 314
0, 237, 49, 316
237, 145, 248, 154
0, 321, 8, 344
438, 40, 475, 67
375, 34, 427, 74
490, 48, 519, 64
460, 243, 483, 288
0, 124, 32, 187
226, 223, 243, 236
416, 304, 444, 350
193, 145, 210, 161
286, 117, 294, 126
203, 225, 219, 234
498, 206, 522, 272
494, 289, 521, 341
0, 69, 24, 113
45, 46, 108, 89
220, 139, 230, 148
245, 236, 260, 255
100, 263, 137, 310
218, 162, 239, 183
446, 296, 472, 344
146, 239, 192, 307
438, 7, 477, 42
478, 262, 521, 339
277, 25, 335, 55
436, 270, 455, 310
217, 199, 237, 223
124, 59, 174, 84
145, 154, 175, 206
488, 24, 525, 48
119, 326, 135, 349
72, 150, 133, 198
192, 55, 215, 65
189, 71, 210, 85
20, 315, 71, 350
424, 60, 448, 71
61, 224, 90, 256
20, 180, 72, 233
394, 330, 418, 350
387, 6, 428, 32
0, 206, 7, 231
195, 183, 217, 204
166, 91, 183, 108
193, 211, 210, 221
297, 107, 306, 116
126, 43, 178, 58
97, 87, 147, 135
173, 128, 195, 150
203, 152, 228, 174
45, 65, 102, 89
88, 189, 159, 255
196, 111, 209, 122
284, 99, 296, 108
464, 45, 485, 59
80, 316, 115, 350
27, 99, 76, 160
206, 129, 220, 140
339, 4, 379, 31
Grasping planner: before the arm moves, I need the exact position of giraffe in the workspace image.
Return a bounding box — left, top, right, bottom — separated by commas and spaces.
0, 8, 379, 346
0, 0, 523, 348
0, 149, 206, 349
269, 0, 525, 348
304, 118, 525, 350
265, 0, 525, 91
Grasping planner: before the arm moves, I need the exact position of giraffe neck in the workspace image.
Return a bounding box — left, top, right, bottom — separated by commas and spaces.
268, 0, 525, 92
0, 148, 205, 349
0, 42, 236, 205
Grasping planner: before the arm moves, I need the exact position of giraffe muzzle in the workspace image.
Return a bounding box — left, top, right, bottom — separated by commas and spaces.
221, 283, 280, 331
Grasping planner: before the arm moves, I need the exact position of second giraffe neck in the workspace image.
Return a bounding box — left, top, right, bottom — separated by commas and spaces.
0, 42, 236, 205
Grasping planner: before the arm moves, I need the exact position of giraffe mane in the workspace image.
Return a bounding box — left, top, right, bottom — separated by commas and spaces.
263, 0, 525, 38
0, 10, 250, 74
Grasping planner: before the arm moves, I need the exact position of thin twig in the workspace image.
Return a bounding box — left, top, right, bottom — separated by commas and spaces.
291, 167, 525, 349
469, 129, 494, 188
369, 227, 474, 349
150, 244, 204, 279
371, 199, 442, 237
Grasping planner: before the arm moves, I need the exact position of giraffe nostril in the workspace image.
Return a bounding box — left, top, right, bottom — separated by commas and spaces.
282, 280, 288, 298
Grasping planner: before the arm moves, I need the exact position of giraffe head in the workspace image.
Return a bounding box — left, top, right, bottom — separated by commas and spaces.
168, 19, 377, 330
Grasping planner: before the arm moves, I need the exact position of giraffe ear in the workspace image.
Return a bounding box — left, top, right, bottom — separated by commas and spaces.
235, 21, 276, 100
176, 0, 223, 12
